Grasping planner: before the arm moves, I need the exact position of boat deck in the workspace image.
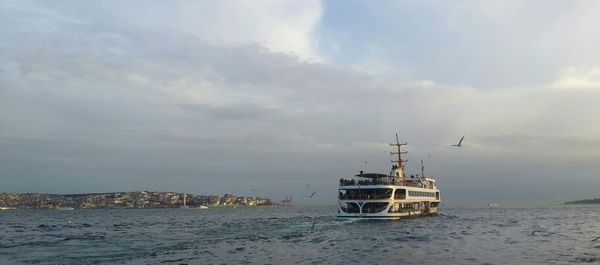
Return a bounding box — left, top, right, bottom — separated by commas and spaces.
339, 178, 427, 188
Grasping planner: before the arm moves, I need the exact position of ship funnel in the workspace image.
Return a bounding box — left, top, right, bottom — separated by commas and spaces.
393, 166, 403, 178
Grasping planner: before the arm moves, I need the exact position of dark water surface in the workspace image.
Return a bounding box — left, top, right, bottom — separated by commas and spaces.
1, 205, 600, 264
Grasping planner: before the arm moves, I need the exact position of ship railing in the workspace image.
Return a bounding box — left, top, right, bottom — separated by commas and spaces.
387, 208, 412, 214
338, 194, 392, 200
339, 178, 425, 188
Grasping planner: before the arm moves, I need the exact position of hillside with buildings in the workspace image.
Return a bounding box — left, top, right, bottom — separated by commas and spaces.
0, 192, 274, 209
564, 198, 600, 204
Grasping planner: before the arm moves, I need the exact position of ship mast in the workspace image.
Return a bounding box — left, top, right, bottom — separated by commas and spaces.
390, 133, 407, 180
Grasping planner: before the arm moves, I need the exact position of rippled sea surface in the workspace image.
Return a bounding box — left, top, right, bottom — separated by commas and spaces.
1, 205, 600, 264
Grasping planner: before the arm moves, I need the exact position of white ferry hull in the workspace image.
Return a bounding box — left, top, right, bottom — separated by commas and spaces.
337, 136, 441, 220
337, 185, 441, 220
338, 208, 438, 220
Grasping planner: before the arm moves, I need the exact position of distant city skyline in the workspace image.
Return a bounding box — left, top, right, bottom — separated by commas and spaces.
2, 1, 600, 205
0, 191, 276, 209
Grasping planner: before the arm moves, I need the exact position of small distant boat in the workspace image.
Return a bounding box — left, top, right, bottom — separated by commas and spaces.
0, 206, 16, 210
487, 203, 499, 207
181, 206, 209, 209
57, 207, 75, 211
181, 194, 208, 209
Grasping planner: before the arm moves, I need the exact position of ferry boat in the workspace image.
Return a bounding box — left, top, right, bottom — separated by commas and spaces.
337, 135, 441, 219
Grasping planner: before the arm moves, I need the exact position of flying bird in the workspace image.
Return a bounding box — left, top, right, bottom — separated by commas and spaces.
307, 191, 316, 198
452, 135, 465, 148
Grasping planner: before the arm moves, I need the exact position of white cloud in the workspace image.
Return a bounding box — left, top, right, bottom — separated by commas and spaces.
113, 0, 323, 61
551, 67, 600, 90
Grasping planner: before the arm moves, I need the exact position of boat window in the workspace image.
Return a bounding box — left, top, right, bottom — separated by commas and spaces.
394, 189, 406, 199
338, 189, 348, 199
339, 202, 360, 213
362, 202, 389, 213
338, 189, 392, 200
407, 191, 437, 197
387, 202, 404, 213
389, 202, 420, 213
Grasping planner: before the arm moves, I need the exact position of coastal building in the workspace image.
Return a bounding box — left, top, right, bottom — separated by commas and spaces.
221, 194, 237, 205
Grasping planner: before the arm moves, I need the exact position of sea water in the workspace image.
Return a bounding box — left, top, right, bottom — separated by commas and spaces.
1, 205, 599, 264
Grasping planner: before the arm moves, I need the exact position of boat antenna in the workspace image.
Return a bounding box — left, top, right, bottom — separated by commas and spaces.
390, 133, 407, 180
421, 159, 425, 180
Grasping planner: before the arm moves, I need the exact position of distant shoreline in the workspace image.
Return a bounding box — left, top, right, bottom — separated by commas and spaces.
0, 205, 284, 211
0, 191, 281, 209
564, 198, 600, 204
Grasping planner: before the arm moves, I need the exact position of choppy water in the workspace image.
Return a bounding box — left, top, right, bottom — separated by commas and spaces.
1, 205, 600, 265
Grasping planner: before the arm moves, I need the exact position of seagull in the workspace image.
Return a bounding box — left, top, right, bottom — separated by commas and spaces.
307, 191, 316, 198
451, 135, 465, 148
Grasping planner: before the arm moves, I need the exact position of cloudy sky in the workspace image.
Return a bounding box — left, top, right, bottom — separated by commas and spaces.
2, 1, 600, 205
